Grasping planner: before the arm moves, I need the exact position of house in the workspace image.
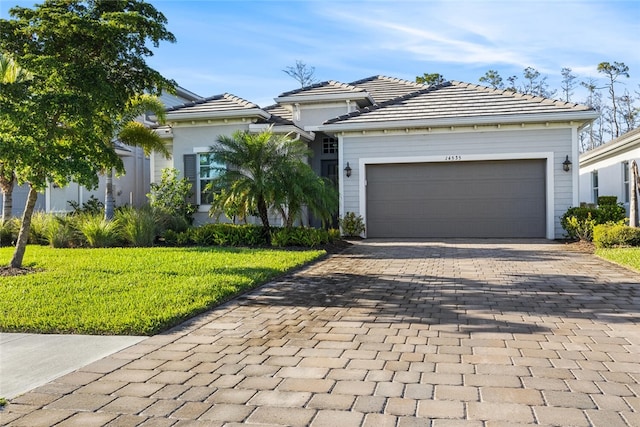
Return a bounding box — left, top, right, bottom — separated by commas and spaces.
3, 86, 202, 218
154, 76, 598, 239
579, 127, 640, 216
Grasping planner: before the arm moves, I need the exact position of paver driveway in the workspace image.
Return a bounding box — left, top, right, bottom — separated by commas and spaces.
2, 239, 639, 426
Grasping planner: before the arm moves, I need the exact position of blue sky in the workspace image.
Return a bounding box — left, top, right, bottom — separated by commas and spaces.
2, 0, 639, 107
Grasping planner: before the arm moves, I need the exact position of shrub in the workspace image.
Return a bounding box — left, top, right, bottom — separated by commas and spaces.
563, 213, 596, 241
190, 223, 267, 247
271, 227, 335, 247
597, 196, 618, 206
561, 201, 627, 241
148, 168, 197, 224
68, 195, 104, 216
45, 215, 81, 248
77, 214, 121, 248
338, 212, 365, 237
116, 206, 157, 247
593, 223, 640, 248
28, 211, 54, 245
0, 218, 19, 246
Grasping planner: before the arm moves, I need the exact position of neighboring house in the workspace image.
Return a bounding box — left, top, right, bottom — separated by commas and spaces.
579, 127, 640, 215
4, 86, 201, 218
154, 76, 597, 239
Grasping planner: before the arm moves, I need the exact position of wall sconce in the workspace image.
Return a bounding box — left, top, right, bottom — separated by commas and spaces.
562, 155, 572, 172
344, 162, 352, 178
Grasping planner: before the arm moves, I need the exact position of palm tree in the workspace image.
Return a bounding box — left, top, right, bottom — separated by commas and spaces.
273, 160, 338, 228
0, 53, 32, 222
208, 129, 333, 242
103, 94, 170, 219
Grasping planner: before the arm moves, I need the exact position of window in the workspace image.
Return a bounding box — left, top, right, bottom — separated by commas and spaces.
198, 153, 225, 205
623, 161, 630, 204
322, 136, 337, 154
592, 170, 599, 203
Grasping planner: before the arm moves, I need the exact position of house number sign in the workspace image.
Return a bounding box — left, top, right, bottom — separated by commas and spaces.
445, 155, 462, 161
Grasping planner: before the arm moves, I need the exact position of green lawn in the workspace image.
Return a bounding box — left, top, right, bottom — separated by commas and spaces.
1, 245, 324, 335
595, 247, 640, 273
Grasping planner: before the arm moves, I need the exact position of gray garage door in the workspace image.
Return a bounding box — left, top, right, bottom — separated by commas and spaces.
366, 159, 546, 238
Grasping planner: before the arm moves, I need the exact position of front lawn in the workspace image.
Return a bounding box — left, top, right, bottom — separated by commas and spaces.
0, 246, 324, 335
596, 247, 640, 272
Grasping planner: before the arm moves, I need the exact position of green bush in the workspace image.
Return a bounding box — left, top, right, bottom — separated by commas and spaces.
77, 214, 121, 248
0, 218, 19, 246
28, 211, 54, 245
191, 223, 268, 247
593, 223, 640, 248
561, 200, 627, 241
339, 212, 365, 237
148, 168, 197, 224
271, 227, 336, 247
116, 206, 157, 247
68, 195, 104, 216
45, 215, 81, 248
597, 196, 618, 206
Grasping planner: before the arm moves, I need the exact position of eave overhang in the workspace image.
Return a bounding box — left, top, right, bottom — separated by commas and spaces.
320, 111, 600, 133
275, 92, 374, 106
166, 108, 270, 122
580, 127, 640, 167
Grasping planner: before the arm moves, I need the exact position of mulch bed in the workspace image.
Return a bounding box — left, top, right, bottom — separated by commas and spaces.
558, 239, 595, 254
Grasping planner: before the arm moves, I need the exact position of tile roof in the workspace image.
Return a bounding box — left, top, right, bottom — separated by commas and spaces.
324, 81, 597, 127
277, 80, 368, 99
262, 104, 294, 124
166, 93, 260, 115
350, 75, 427, 104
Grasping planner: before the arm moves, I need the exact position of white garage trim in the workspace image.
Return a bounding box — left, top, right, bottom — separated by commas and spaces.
358, 152, 556, 239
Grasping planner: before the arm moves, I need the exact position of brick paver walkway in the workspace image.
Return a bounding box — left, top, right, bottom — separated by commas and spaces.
2, 239, 639, 426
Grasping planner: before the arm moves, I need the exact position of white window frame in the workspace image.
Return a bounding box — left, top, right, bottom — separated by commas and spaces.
592, 170, 599, 204
622, 161, 630, 204
192, 147, 225, 206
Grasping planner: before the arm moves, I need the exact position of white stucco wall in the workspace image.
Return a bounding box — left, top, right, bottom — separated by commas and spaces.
338, 125, 577, 239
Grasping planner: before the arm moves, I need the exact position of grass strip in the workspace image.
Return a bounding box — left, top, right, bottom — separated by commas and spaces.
595, 247, 640, 272
1, 246, 324, 335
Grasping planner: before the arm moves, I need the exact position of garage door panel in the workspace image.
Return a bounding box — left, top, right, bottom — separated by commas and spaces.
366, 160, 546, 238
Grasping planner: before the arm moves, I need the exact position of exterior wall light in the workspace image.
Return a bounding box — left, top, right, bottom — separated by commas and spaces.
562, 155, 572, 172
344, 162, 352, 178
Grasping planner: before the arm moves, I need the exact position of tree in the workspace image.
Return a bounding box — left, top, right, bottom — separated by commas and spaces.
479, 69, 504, 89
104, 94, 170, 220
0, 0, 175, 268
580, 78, 604, 150
283, 60, 317, 88
521, 66, 556, 98
617, 89, 638, 134
272, 159, 338, 228
416, 73, 446, 86
207, 129, 336, 242
597, 61, 630, 138
560, 67, 577, 102
0, 53, 32, 222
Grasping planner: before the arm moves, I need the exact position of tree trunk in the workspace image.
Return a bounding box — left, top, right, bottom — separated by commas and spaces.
631, 161, 639, 228
1, 177, 14, 223
257, 196, 271, 244
104, 168, 115, 220
0, 168, 15, 222
10, 184, 38, 268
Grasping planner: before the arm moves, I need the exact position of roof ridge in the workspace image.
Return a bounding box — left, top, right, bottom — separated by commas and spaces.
350, 75, 427, 90
221, 93, 260, 109
325, 81, 452, 124
165, 94, 224, 112
450, 81, 590, 110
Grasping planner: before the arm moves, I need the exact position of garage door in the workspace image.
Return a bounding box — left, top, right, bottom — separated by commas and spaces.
366, 159, 546, 238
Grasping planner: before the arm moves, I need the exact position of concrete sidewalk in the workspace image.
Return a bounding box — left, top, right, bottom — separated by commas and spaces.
0, 333, 145, 399
1, 239, 639, 426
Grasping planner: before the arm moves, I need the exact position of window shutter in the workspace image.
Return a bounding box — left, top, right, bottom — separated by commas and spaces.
183, 154, 197, 205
